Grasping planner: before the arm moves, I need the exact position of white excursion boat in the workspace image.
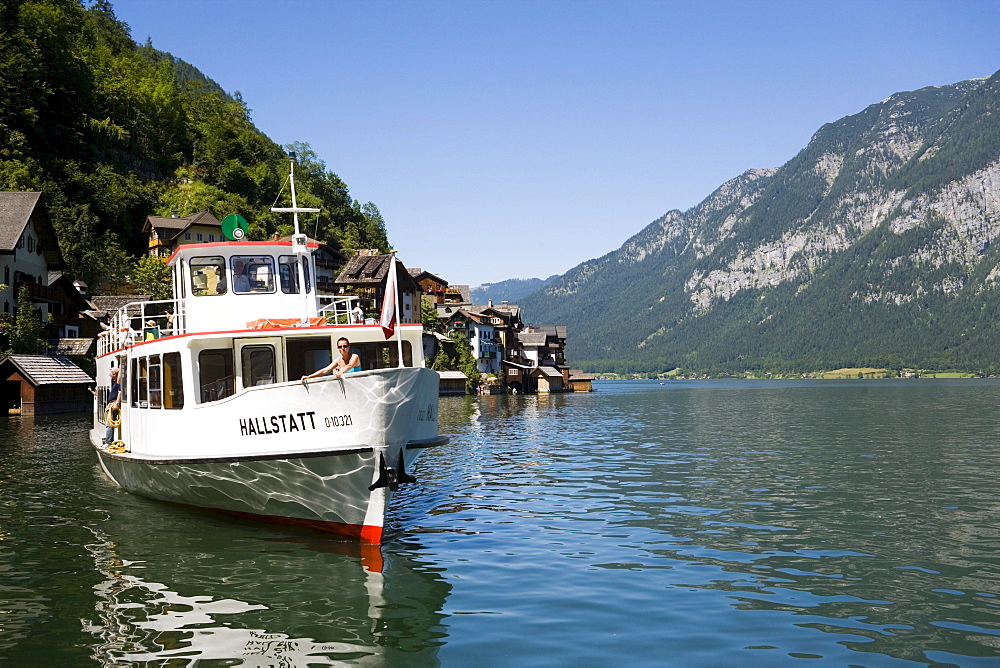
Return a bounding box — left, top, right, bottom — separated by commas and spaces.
90, 160, 447, 543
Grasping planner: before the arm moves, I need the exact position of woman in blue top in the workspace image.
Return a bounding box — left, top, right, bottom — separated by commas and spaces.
301, 337, 362, 381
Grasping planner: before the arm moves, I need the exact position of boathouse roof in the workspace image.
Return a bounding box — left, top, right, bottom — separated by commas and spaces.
532, 365, 564, 379
0, 355, 93, 386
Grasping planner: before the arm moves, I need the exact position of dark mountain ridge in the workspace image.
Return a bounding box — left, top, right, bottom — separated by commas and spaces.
520, 72, 1000, 374
470, 276, 557, 304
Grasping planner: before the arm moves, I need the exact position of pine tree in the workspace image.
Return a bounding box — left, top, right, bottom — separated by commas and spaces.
10, 286, 44, 354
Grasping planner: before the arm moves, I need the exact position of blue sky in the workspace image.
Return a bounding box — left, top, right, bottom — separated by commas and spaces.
110, 0, 999, 287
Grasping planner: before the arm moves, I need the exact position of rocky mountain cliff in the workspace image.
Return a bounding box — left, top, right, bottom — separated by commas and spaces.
520, 70, 1000, 374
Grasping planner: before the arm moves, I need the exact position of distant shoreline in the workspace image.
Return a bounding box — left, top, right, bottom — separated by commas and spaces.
594, 368, 984, 381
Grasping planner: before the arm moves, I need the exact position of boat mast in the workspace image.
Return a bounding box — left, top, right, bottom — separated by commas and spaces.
270, 154, 320, 323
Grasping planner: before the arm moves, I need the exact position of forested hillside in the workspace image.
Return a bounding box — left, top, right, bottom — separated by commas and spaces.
521, 71, 1000, 375
0, 0, 388, 290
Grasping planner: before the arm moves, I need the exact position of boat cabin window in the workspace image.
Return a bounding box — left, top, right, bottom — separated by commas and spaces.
199, 349, 235, 403
241, 345, 276, 386
232, 255, 275, 294
355, 341, 413, 370
190, 256, 227, 296
283, 337, 413, 377
279, 255, 311, 294
128, 353, 183, 409
148, 355, 162, 408
131, 358, 148, 407
164, 353, 184, 409
286, 336, 332, 381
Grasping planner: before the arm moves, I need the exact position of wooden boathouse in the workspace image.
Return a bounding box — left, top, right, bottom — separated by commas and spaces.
0, 354, 93, 415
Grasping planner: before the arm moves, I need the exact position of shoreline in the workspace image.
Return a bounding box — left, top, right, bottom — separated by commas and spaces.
594, 368, 983, 381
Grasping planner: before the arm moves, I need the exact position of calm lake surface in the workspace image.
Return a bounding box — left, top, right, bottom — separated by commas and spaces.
2, 379, 999, 666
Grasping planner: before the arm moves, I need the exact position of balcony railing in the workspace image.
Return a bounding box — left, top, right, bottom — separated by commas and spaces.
13, 281, 55, 302
96, 299, 184, 357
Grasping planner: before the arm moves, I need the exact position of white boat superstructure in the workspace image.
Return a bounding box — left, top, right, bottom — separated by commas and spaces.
91, 165, 446, 543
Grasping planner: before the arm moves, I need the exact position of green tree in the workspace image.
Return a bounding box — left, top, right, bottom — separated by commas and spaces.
132, 254, 172, 299
101, 240, 131, 295
9, 286, 44, 354
420, 296, 439, 330
431, 349, 453, 371
450, 332, 481, 393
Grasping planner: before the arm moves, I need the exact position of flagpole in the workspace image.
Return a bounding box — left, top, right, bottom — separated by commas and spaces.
389, 252, 404, 366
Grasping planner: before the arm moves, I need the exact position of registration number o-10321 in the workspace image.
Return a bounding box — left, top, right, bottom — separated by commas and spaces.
324, 414, 353, 428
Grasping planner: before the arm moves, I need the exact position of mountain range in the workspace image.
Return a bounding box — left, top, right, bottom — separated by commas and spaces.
470, 277, 557, 305
519, 70, 1000, 375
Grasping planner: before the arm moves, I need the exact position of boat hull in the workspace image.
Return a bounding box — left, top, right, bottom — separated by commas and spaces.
94, 442, 439, 542
91, 365, 447, 543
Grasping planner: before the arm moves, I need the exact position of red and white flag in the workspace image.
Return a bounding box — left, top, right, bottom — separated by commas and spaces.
380, 256, 397, 339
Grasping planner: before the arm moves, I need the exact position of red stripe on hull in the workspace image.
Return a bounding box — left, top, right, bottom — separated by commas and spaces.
359, 524, 384, 544
209, 507, 386, 571
208, 506, 385, 545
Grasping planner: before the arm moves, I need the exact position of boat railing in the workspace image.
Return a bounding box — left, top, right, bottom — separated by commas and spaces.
97, 299, 185, 356
318, 295, 363, 325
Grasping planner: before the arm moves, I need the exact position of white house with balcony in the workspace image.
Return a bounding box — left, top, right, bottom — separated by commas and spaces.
0, 192, 65, 328
443, 308, 502, 376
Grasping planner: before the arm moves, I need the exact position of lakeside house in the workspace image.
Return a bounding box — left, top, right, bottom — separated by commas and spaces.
429, 292, 583, 394
333, 250, 420, 325
0, 192, 65, 329
0, 192, 100, 414
144, 210, 223, 258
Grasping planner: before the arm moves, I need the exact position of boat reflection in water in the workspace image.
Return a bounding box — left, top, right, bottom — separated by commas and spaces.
80, 521, 450, 665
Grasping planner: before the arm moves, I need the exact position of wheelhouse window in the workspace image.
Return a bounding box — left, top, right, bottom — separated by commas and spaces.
199, 349, 234, 403
232, 255, 275, 294
241, 345, 276, 386
190, 256, 227, 296
279, 255, 311, 294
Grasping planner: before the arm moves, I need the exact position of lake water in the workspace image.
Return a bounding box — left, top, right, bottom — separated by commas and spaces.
2, 379, 999, 665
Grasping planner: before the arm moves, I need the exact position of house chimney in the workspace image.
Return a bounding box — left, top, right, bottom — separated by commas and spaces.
73, 279, 87, 296
171, 211, 179, 218
488, 299, 493, 307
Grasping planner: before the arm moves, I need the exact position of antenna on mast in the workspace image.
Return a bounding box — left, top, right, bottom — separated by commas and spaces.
270, 153, 321, 255
270, 153, 322, 323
